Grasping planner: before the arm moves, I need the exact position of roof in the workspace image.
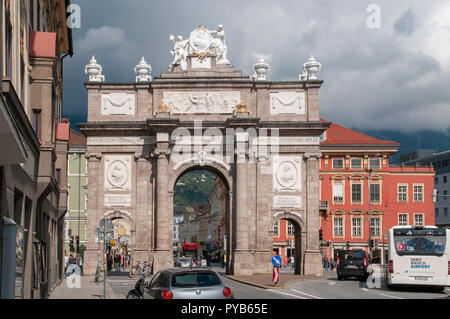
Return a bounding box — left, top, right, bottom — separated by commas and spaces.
69, 129, 86, 147
55, 123, 70, 141
320, 120, 400, 146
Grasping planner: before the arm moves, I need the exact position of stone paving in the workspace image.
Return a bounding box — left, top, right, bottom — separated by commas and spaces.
49, 275, 119, 299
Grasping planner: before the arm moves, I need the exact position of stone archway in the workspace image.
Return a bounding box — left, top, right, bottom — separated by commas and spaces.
169, 163, 233, 273
80, 26, 329, 276
271, 211, 306, 275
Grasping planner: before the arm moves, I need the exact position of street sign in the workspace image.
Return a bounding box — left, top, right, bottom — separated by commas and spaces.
272, 255, 282, 267
273, 267, 280, 285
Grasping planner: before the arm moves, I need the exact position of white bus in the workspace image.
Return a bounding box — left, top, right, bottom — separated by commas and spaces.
383, 226, 449, 291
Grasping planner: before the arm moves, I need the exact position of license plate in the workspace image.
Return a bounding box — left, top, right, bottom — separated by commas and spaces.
414, 276, 429, 281
346, 265, 359, 269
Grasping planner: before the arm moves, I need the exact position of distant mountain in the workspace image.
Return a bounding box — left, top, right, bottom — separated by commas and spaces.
174, 170, 217, 207
360, 129, 450, 164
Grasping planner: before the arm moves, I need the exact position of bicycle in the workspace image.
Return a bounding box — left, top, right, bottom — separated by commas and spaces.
130, 261, 152, 277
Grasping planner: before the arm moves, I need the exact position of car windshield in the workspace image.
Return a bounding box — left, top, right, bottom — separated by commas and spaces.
339, 251, 366, 260
179, 258, 191, 263
171, 272, 221, 288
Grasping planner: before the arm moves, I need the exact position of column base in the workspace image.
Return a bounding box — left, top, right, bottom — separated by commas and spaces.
83, 249, 98, 276
152, 250, 173, 273
303, 250, 324, 276
232, 250, 254, 275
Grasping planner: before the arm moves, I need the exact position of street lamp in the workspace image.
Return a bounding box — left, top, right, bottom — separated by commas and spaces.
366, 168, 373, 262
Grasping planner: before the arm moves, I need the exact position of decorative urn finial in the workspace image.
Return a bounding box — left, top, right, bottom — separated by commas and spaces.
85, 56, 105, 82
302, 55, 322, 80
134, 57, 152, 82
251, 57, 270, 81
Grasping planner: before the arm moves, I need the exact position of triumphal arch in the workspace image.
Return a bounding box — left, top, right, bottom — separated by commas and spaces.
80, 25, 329, 276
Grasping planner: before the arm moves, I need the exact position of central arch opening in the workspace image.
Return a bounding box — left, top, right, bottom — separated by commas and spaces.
172, 166, 230, 273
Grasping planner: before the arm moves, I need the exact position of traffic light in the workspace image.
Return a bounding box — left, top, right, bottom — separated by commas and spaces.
69, 236, 75, 253
319, 228, 323, 241
76, 235, 80, 253
368, 239, 375, 248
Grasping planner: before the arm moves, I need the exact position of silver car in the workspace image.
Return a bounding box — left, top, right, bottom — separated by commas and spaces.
178, 257, 193, 268
143, 269, 233, 299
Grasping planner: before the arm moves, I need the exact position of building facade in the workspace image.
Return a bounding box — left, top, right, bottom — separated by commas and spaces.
274, 122, 436, 265
79, 25, 329, 276
0, 0, 73, 299
399, 150, 450, 228
65, 129, 87, 255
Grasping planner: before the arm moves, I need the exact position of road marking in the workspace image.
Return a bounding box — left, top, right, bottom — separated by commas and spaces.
328, 282, 336, 286
378, 293, 404, 299
290, 289, 323, 299
362, 288, 369, 291
268, 289, 308, 299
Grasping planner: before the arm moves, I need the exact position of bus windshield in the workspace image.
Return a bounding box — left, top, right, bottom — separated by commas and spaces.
393, 229, 446, 256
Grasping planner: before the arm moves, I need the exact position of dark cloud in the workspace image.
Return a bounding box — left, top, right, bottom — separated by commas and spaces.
63, 0, 450, 134
394, 7, 416, 36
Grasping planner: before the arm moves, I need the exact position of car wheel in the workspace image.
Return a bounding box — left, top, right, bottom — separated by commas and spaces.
126, 292, 141, 299
337, 275, 343, 281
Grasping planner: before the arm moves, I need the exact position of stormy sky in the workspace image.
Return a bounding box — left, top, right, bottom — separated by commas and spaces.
63, 0, 450, 135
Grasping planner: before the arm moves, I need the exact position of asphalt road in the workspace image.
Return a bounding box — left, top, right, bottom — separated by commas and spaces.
106, 268, 449, 300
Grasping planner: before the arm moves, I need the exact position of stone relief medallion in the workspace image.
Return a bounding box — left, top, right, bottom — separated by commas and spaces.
164, 91, 240, 114
270, 92, 306, 115
101, 93, 136, 115
276, 161, 298, 189
104, 156, 131, 191
189, 25, 213, 53
273, 156, 301, 192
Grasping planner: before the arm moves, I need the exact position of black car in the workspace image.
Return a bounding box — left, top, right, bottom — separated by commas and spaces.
336, 250, 371, 281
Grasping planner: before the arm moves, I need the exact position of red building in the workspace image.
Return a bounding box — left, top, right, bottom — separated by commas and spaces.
273, 121, 435, 264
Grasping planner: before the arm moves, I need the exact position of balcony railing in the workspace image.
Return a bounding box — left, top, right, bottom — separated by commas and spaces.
319, 200, 330, 211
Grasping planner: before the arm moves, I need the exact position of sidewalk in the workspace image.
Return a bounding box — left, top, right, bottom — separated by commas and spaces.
49, 276, 120, 299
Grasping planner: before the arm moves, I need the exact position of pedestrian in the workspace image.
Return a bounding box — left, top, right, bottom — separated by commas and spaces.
290, 255, 295, 270
118, 254, 122, 272
107, 254, 113, 272
64, 252, 69, 274
76, 253, 83, 274
282, 255, 288, 269
69, 253, 74, 265
323, 256, 329, 271
330, 258, 335, 271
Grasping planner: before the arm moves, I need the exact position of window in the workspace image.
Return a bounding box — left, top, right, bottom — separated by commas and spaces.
444, 191, 448, 200
273, 222, 279, 236
32, 110, 41, 139
370, 183, 380, 202
333, 217, 343, 237
287, 221, 295, 236
414, 214, 424, 226
444, 176, 448, 184
398, 214, 408, 226
435, 177, 438, 185
333, 182, 344, 203
352, 217, 362, 237
413, 185, 423, 202
445, 208, 448, 217
370, 218, 380, 237
5, 10, 12, 78
351, 183, 362, 202
319, 132, 326, 142
351, 158, 362, 169
435, 208, 439, 218
370, 158, 380, 169
56, 169, 61, 186
333, 158, 344, 169
398, 185, 407, 202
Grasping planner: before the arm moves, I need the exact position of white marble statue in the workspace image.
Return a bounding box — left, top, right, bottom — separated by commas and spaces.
169, 35, 189, 71
209, 24, 230, 64
168, 24, 231, 71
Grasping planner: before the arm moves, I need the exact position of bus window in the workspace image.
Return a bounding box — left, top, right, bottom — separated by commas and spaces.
394, 235, 446, 256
